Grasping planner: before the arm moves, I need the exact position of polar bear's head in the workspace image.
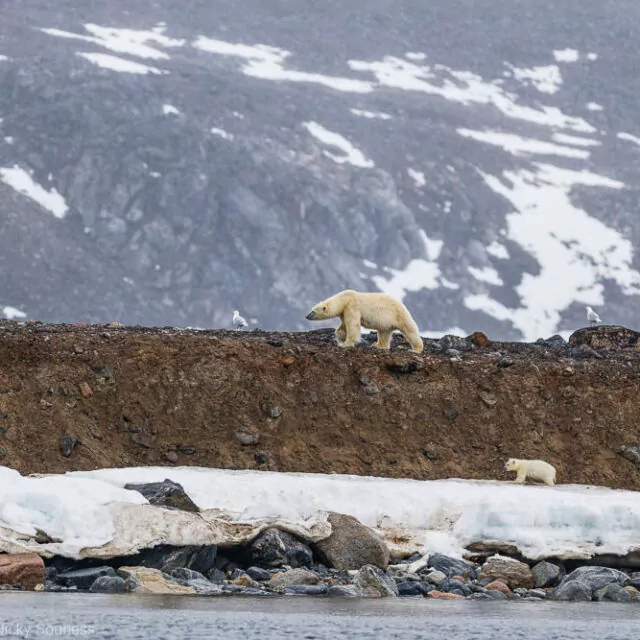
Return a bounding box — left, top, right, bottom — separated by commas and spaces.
305, 299, 333, 321
504, 458, 519, 471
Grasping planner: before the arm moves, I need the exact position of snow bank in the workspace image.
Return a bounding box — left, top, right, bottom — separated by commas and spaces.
1, 466, 639, 563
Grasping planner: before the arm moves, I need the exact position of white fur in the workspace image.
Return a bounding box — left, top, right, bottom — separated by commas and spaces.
505, 458, 556, 486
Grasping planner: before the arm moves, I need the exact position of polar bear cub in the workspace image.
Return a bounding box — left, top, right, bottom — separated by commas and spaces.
305, 289, 423, 353
505, 458, 556, 486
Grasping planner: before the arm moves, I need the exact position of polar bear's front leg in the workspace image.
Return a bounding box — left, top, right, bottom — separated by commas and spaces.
513, 472, 527, 484
339, 308, 361, 348
335, 320, 347, 345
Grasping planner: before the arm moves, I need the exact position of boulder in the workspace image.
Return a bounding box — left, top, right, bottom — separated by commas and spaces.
568, 325, 640, 350
558, 566, 628, 594
551, 581, 592, 602
531, 561, 562, 588
246, 566, 272, 582
355, 564, 398, 597
0, 553, 45, 589
57, 566, 116, 590
426, 553, 474, 578
314, 512, 389, 571
89, 576, 127, 593
485, 579, 511, 595
594, 583, 631, 603
478, 555, 534, 589
169, 568, 208, 583
231, 573, 262, 589
269, 568, 320, 588
186, 579, 225, 595
117, 567, 196, 595
249, 528, 313, 569
123, 479, 199, 512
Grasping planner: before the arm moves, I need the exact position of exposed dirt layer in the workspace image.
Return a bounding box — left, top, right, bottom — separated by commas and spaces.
1, 320, 640, 489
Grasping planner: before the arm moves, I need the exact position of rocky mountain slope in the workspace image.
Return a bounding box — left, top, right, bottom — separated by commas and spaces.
1, 0, 640, 339
1, 320, 640, 490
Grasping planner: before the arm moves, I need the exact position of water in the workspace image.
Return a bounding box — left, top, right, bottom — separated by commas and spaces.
0, 593, 637, 639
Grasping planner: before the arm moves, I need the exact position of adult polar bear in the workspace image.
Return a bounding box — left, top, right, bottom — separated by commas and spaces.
305, 289, 423, 353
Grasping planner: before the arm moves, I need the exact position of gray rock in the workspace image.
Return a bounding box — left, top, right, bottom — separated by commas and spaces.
57, 566, 116, 590
551, 581, 593, 602
397, 581, 432, 596
170, 568, 208, 583
89, 576, 127, 593
536, 335, 568, 349
594, 583, 631, 602
284, 584, 329, 596
327, 585, 360, 598
617, 445, 640, 467
124, 479, 199, 512
628, 577, 640, 590
314, 512, 390, 571
426, 554, 474, 578
440, 578, 472, 596
569, 345, 603, 359
246, 566, 272, 582
560, 566, 629, 593
485, 589, 509, 600
532, 561, 562, 588
187, 579, 225, 595
423, 570, 447, 585
528, 589, 548, 599
59, 436, 78, 458
269, 568, 320, 587
249, 528, 313, 569
355, 565, 399, 597
470, 592, 493, 600
234, 428, 260, 446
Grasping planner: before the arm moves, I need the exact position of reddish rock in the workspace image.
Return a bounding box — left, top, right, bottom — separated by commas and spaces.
469, 331, 490, 348
281, 355, 296, 367
427, 589, 466, 600
485, 579, 511, 594
79, 382, 94, 397
0, 553, 45, 589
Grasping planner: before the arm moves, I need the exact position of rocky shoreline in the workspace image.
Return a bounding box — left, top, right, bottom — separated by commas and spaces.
0, 478, 638, 603
3, 544, 640, 604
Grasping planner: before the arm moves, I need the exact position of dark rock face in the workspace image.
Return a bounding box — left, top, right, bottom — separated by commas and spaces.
138, 544, 218, 575
2, 0, 640, 340
249, 529, 314, 569
123, 479, 199, 512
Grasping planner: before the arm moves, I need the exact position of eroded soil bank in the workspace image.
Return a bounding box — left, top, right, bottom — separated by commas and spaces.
1, 320, 639, 489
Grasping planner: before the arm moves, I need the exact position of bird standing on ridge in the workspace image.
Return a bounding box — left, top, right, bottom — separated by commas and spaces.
232, 310, 248, 330
586, 306, 602, 326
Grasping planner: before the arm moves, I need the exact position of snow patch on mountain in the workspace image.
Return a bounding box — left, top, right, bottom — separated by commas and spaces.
42, 24, 184, 60
77, 52, 167, 75
458, 129, 590, 159
506, 63, 562, 94
303, 121, 374, 168
477, 164, 637, 340
0, 166, 68, 219
193, 36, 373, 93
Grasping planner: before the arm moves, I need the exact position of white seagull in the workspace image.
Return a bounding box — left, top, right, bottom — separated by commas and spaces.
585, 306, 601, 325
232, 310, 248, 330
